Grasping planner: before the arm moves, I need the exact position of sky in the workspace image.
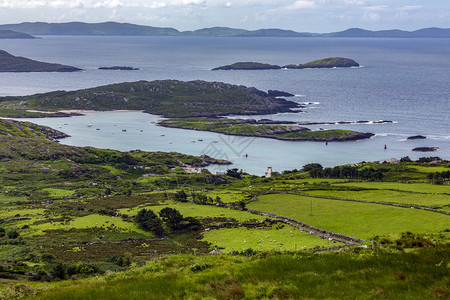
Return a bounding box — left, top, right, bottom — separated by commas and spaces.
0, 0, 449, 33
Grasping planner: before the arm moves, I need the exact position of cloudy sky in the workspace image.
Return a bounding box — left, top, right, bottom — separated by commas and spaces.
0, 0, 448, 32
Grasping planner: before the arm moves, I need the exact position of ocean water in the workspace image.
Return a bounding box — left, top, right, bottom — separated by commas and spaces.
1, 36, 449, 174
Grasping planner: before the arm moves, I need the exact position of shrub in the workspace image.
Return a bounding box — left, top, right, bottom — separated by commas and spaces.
7, 229, 19, 239
134, 209, 165, 236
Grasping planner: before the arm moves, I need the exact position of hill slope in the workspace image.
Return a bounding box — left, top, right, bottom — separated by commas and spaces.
0, 49, 81, 72
0, 29, 36, 39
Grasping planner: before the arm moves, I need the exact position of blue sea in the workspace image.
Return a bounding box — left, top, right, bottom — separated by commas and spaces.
0, 36, 449, 175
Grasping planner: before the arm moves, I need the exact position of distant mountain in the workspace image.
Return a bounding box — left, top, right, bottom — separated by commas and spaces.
326, 27, 450, 38
0, 22, 449, 38
183, 27, 249, 37
236, 29, 318, 37
0, 21, 181, 36
0, 30, 36, 39
0, 50, 82, 72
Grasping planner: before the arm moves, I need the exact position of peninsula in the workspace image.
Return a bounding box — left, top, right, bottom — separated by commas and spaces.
213, 57, 359, 70
0, 29, 36, 39
159, 118, 374, 142
0, 49, 82, 72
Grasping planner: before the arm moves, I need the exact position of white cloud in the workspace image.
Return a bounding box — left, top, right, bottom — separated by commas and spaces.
400, 5, 422, 11
0, 0, 209, 9
286, 0, 316, 10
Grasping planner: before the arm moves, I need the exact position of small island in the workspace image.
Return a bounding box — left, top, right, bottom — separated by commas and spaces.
284, 57, 359, 69
212, 62, 281, 70
407, 135, 427, 140
213, 57, 359, 70
412, 147, 439, 152
99, 66, 140, 71
0, 50, 82, 72
159, 118, 374, 142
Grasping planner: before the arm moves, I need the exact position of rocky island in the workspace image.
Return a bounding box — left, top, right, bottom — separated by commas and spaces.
0, 50, 82, 72
0, 80, 300, 118
212, 62, 281, 70
413, 147, 439, 152
407, 135, 427, 140
99, 66, 140, 70
213, 57, 359, 70
284, 57, 359, 69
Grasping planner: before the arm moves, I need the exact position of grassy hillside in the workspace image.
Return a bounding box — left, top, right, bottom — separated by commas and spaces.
9, 247, 445, 299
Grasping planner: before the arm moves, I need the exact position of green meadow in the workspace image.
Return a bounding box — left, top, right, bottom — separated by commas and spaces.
304, 189, 450, 209
248, 194, 450, 240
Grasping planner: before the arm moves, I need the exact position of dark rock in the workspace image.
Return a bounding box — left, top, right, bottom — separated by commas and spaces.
407, 135, 426, 140
412, 147, 439, 152
267, 90, 295, 97
99, 66, 140, 71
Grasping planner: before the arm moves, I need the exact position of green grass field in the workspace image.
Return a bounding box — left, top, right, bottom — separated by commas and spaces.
304, 189, 450, 209
202, 225, 336, 252
336, 181, 450, 194
248, 194, 450, 240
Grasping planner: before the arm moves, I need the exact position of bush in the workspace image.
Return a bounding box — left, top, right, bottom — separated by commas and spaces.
7, 229, 19, 239
134, 209, 165, 237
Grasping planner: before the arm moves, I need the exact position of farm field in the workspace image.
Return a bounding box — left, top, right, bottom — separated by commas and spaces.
303, 189, 450, 210
247, 194, 450, 240
201, 225, 337, 252
335, 181, 450, 194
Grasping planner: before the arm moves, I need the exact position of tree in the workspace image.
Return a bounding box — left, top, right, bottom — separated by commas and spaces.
159, 207, 184, 230
174, 190, 188, 202
302, 163, 323, 172
134, 209, 165, 236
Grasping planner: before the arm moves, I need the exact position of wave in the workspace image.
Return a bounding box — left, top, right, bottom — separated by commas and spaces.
299, 101, 320, 105
427, 135, 450, 140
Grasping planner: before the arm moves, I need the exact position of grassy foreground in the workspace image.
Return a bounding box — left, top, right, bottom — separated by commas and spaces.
6, 247, 449, 299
